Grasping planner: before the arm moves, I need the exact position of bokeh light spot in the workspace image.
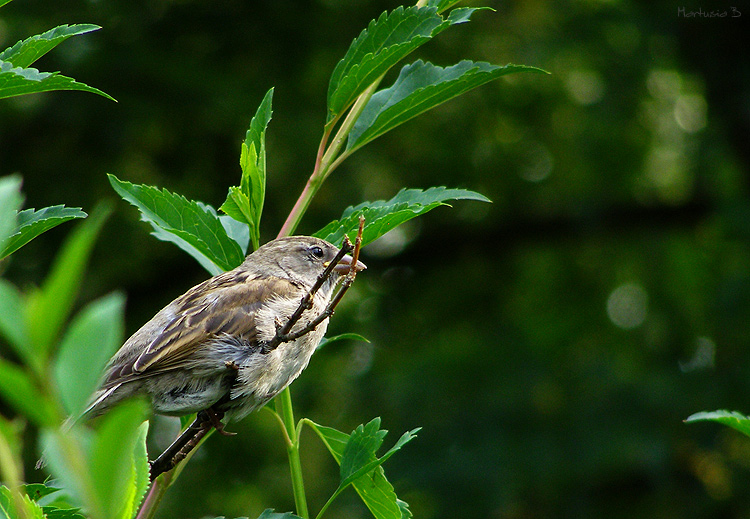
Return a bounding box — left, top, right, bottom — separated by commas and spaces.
606, 283, 649, 329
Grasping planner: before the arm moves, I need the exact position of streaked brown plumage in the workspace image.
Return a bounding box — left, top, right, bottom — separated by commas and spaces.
85, 236, 365, 422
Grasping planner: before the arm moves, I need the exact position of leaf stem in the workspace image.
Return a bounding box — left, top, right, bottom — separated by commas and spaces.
318, 76, 383, 182
273, 53, 385, 519
275, 389, 309, 518
261, 406, 293, 447
315, 486, 342, 519
278, 75, 382, 239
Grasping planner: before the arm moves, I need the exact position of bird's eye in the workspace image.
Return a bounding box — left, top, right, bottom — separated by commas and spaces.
310, 246, 325, 259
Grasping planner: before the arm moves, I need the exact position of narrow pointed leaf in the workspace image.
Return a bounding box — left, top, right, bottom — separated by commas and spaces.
0, 279, 30, 369
327, 6, 482, 124
0, 60, 115, 100
427, 0, 466, 13
686, 410, 750, 438
131, 422, 152, 517
221, 88, 272, 251
0, 485, 46, 519
23, 483, 61, 502
111, 421, 150, 519
340, 421, 420, 489
25, 205, 110, 361
0, 175, 23, 256
257, 510, 305, 519
109, 174, 245, 274
0, 358, 55, 426
307, 421, 349, 461
39, 427, 96, 515
307, 420, 418, 519
54, 292, 125, 417
340, 418, 387, 482
89, 400, 149, 519
0, 24, 101, 68
314, 186, 491, 247
245, 87, 274, 165
219, 214, 250, 255
1, 205, 87, 259
317, 333, 369, 351
348, 60, 548, 152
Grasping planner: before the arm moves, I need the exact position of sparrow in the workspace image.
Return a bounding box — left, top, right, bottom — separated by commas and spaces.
84, 236, 365, 423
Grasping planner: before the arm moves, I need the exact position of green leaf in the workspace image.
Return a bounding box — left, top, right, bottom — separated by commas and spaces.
39, 427, 94, 514
0, 358, 55, 426
219, 214, 250, 255
39, 507, 85, 519
340, 419, 420, 488
109, 174, 245, 274
256, 510, 305, 519
24, 483, 87, 518
129, 422, 151, 519
1, 205, 87, 259
220, 88, 273, 251
314, 186, 491, 247
685, 410, 750, 438
54, 292, 125, 417
107, 421, 150, 519
307, 421, 350, 462
0, 60, 115, 101
317, 333, 370, 351
0, 279, 29, 363
0, 485, 46, 519
0, 24, 101, 69
0, 415, 23, 482
245, 87, 274, 166
427, 0, 466, 13
179, 413, 197, 430
0, 0, 13, 9
326, 5, 481, 124
23, 483, 61, 502
25, 204, 110, 364
340, 418, 388, 482
40, 406, 147, 519
307, 419, 419, 519
0, 175, 23, 257
347, 60, 548, 152
89, 400, 149, 519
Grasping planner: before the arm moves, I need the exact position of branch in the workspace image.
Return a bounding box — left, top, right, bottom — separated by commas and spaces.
280, 216, 365, 343
264, 237, 354, 351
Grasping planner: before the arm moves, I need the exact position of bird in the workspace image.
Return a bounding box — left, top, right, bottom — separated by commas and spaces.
84, 235, 365, 424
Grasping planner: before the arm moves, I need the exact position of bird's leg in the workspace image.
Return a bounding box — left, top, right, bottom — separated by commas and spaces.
149, 413, 207, 481
149, 406, 236, 481
204, 407, 236, 436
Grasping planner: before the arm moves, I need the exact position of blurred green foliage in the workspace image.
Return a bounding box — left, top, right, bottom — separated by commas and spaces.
1, 1, 748, 518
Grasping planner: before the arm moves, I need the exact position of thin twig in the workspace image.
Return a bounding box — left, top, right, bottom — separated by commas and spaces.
264, 237, 354, 350
278, 217, 365, 344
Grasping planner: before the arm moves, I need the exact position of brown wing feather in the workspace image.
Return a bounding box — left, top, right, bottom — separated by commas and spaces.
101, 272, 300, 388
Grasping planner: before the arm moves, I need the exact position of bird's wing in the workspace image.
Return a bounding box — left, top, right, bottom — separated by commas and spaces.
101, 272, 300, 388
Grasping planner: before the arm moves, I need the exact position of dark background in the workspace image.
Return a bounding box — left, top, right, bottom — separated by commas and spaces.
2, 1, 749, 518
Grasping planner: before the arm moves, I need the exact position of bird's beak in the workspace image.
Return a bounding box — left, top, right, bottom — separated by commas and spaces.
329, 254, 367, 274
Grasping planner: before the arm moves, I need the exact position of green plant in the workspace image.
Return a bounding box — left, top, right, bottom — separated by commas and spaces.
0, 177, 141, 519
0, 1, 545, 518
0, 1, 113, 101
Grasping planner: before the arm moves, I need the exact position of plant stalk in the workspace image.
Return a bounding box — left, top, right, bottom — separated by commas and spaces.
273, 60, 384, 519
275, 389, 309, 518
136, 472, 172, 519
